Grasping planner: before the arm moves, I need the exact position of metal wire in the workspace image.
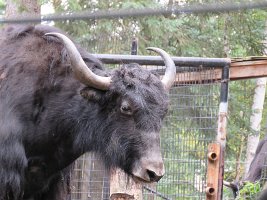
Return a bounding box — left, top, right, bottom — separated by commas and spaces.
1, 1, 267, 24
70, 63, 222, 200
144, 66, 220, 199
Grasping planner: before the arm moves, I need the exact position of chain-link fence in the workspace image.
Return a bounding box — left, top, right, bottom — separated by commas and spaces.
144, 66, 222, 200
7, 2, 261, 199
68, 58, 227, 199
50, 5, 231, 198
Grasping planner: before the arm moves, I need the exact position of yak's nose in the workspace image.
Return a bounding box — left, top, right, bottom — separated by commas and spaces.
132, 158, 165, 183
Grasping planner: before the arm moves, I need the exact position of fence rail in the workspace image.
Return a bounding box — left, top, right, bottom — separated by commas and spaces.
1, 1, 267, 23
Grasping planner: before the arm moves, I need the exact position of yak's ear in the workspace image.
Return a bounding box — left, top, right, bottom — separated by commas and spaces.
80, 87, 104, 102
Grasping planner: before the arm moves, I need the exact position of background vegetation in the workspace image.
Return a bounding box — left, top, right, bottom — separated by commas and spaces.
1, 0, 267, 199
52, 0, 267, 183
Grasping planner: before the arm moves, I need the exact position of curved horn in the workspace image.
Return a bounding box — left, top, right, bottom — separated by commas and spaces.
146, 47, 176, 91
45, 32, 111, 90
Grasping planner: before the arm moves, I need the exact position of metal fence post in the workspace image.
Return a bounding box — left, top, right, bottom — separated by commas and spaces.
215, 64, 230, 200
206, 63, 229, 200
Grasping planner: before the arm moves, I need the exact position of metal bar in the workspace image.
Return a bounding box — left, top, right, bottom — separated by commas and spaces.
131, 38, 138, 56
216, 64, 230, 200
143, 186, 171, 200
93, 54, 230, 67
216, 64, 229, 148
220, 64, 230, 104
1, 1, 267, 24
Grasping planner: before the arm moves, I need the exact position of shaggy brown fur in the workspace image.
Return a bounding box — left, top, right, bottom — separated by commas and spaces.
0, 25, 168, 200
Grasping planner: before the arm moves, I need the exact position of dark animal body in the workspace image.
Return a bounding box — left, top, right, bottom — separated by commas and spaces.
0, 25, 176, 200
244, 132, 267, 200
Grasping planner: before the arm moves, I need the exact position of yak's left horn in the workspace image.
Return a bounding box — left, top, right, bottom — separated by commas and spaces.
45, 32, 111, 90
146, 47, 176, 91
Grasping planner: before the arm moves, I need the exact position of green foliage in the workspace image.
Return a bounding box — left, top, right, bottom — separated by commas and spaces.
227, 10, 267, 57
51, 0, 267, 58
1, 0, 266, 199
237, 182, 262, 200
0, 0, 5, 15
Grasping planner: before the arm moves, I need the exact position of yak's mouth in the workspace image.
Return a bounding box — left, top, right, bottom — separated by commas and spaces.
132, 174, 152, 183
131, 173, 163, 184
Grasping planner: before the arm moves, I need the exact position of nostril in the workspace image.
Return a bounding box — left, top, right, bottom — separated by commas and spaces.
147, 169, 156, 180
146, 169, 163, 182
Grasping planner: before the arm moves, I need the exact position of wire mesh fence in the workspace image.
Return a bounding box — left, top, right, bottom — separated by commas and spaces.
0, 2, 243, 198
70, 154, 109, 200
58, 7, 229, 198
69, 64, 223, 199
143, 66, 221, 200
1, 0, 267, 198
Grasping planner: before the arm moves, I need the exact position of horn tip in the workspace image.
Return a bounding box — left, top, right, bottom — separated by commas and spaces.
146, 47, 158, 51
146, 47, 167, 55
45, 32, 60, 36
44, 32, 68, 41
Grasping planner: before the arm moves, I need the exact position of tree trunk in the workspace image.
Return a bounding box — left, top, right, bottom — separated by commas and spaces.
223, 13, 231, 58
245, 77, 267, 175
235, 135, 245, 181
5, 0, 40, 21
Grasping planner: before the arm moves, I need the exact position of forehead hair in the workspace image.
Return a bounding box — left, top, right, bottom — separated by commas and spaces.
109, 64, 168, 110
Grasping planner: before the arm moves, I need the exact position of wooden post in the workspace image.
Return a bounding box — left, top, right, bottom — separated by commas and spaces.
206, 143, 221, 200
110, 169, 142, 200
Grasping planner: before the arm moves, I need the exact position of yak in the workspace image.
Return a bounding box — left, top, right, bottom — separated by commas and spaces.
226, 130, 267, 199
0, 24, 176, 200
243, 131, 267, 200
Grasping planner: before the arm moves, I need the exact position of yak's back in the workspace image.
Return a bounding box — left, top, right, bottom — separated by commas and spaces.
0, 25, 71, 104
0, 25, 107, 99
0, 25, 108, 125
0, 24, 105, 80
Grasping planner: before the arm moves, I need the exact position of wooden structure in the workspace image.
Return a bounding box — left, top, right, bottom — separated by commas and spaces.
175, 57, 267, 83
230, 57, 267, 80
206, 143, 221, 200
94, 54, 267, 82
110, 169, 142, 200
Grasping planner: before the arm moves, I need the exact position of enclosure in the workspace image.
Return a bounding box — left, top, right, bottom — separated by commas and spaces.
68, 54, 230, 200
1, 0, 267, 199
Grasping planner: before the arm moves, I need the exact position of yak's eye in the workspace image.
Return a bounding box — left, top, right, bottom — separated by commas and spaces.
121, 106, 131, 112
120, 101, 133, 115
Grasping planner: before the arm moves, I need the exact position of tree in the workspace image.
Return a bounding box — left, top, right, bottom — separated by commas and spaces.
5, 0, 40, 19
2, 0, 263, 198
245, 78, 267, 175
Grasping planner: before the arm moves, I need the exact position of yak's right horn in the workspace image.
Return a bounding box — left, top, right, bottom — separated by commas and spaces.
146, 47, 176, 91
45, 32, 111, 90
